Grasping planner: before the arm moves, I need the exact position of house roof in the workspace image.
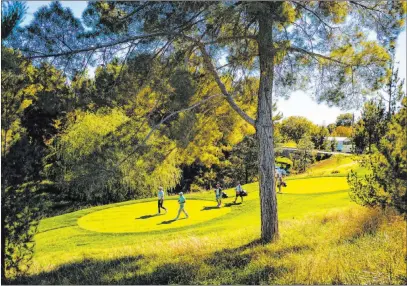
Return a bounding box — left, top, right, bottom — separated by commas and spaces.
327, 137, 350, 142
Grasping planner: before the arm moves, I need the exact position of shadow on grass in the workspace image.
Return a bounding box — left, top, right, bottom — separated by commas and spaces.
133, 261, 199, 284
201, 203, 239, 211
157, 217, 187, 225
224, 202, 243, 207
239, 265, 289, 284
158, 219, 176, 225
7, 210, 395, 285
8, 240, 308, 285
9, 255, 200, 285
136, 214, 160, 220
203, 239, 291, 284
201, 206, 221, 211
8, 255, 144, 285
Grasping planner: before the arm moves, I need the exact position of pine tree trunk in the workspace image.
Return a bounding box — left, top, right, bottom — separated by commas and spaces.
256, 11, 279, 243
1, 195, 6, 282
245, 166, 248, 185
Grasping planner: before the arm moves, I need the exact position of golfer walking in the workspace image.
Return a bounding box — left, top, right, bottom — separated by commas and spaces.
157, 187, 167, 214
234, 181, 244, 203
175, 192, 188, 220
215, 183, 223, 208
275, 171, 283, 194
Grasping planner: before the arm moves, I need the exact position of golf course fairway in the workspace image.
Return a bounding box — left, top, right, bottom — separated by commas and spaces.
14, 156, 405, 285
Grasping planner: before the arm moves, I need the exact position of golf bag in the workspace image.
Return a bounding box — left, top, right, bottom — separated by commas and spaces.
240, 190, 248, 197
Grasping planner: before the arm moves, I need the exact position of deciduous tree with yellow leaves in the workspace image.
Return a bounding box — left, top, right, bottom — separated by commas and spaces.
8, 1, 406, 243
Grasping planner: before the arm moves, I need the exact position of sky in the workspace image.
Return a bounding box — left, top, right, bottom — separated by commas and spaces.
22, 1, 407, 125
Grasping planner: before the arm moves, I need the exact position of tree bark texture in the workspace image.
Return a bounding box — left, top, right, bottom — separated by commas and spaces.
1, 197, 6, 282
256, 10, 279, 242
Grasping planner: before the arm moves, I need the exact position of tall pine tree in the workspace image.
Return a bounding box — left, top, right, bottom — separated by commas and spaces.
10, 1, 406, 242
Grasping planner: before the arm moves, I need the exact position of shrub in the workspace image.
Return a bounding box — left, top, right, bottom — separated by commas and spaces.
190, 184, 204, 193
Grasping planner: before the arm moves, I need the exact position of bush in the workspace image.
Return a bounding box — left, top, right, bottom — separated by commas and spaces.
2, 183, 44, 280
190, 184, 204, 193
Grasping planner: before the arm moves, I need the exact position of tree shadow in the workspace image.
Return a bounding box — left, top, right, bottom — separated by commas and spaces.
130, 261, 199, 284
271, 244, 311, 258
239, 265, 289, 284
221, 238, 263, 253
8, 239, 311, 285
130, 249, 289, 285
136, 214, 160, 220
9, 255, 144, 285
203, 239, 263, 272
205, 247, 252, 269
204, 239, 314, 283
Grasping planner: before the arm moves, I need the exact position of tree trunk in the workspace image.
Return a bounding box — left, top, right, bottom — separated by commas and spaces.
387, 59, 394, 120
256, 10, 279, 243
368, 133, 372, 153
3, 95, 8, 155
245, 165, 248, 185
1, 185, 6, 282
2, 129, 8, 156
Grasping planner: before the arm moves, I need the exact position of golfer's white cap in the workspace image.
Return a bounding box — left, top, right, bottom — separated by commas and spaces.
179, 192, 183, 195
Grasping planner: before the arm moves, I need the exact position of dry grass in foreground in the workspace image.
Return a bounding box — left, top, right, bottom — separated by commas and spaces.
12, 206, 406, 285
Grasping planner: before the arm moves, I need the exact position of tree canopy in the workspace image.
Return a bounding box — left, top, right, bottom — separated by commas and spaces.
336, 113, 353, 127
280, 116, 317, 143
348, 97, 407, 214
3, 0, 406, 245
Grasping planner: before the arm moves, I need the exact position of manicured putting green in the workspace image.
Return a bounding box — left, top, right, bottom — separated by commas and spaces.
238, 177, 349, 201
77, 199, 231, 233
283, 177, 349, 194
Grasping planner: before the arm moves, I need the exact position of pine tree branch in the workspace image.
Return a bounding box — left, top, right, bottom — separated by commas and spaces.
287, 46, 349, 66
202, 35, 257, 45
349, 1, 384, 14
196, 43, 255, 126
114, 2, 150, 24
293, 2, 334, 32
24, 31, 256, 60
21, 24, 256, 126
24, 31, 173, 59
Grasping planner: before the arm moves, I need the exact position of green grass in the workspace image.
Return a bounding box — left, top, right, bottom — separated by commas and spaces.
78, 199, 232, 233
290, 154, 370, 178
12, 156, 406, 285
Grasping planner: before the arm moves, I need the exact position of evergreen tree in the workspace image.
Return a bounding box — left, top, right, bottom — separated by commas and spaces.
10, 1, 406, 242
291, 134, 315, 173
1, 51, 73, 281
348, 97, 407, 214
383, 49, 405, 119
225, 135, 258, 185
353, 100, 387, 153
311, 126, 329, 150
336, 113, 353, 127
1, 1, 27, 40
327, 123, 337, 135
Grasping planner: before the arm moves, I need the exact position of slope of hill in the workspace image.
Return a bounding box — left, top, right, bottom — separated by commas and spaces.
14, 156, 406, 285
